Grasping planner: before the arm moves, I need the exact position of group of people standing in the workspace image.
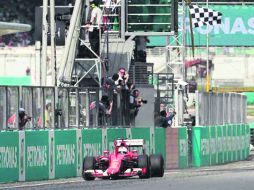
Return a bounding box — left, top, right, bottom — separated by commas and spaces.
89, 67, 146, 126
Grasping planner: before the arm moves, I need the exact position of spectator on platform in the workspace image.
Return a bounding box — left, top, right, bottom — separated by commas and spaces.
85, 0, 102, 56
99, 95, 113, 126
155, 110, 176, 128
45, 103, 52, 128
89, 95, 113, 126
135, 36, 150, 62
129, 89, 142, 126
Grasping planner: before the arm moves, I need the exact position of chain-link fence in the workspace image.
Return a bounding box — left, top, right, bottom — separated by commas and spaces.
195, 91, 247, 126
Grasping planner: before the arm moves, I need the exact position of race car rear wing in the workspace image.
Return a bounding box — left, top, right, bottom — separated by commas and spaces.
115, 139, 145, 147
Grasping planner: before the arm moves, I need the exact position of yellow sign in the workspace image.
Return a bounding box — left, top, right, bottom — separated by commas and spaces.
212, 87, 254, 93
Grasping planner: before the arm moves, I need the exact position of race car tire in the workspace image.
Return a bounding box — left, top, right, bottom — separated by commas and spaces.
82, 156, 96, 180
150, 154, 164, 177
138, 154, 150, 178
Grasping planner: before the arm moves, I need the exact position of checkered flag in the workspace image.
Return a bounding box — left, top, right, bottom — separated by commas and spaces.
189, 4, 222, 28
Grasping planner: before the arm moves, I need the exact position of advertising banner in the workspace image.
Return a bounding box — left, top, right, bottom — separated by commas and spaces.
178, 127, 188, 169
148, 5, 254, 47
236, 125, 241, 161
201, 127, 210, 166
131, 128, 150, 154
154, 128, 166, 161
210, 126, 217, 165
223, 125, 228, 163
232, 125, 237, 161
107, 128, 127, 152
245, 124, 250, 158
217, 126, 223, 164
82, 128, 102, 157
54, 129, 77, 179
25, 130, 49, 181
192, 127, 201, 167
227, 125, 232, 162
0, 131, 19, 183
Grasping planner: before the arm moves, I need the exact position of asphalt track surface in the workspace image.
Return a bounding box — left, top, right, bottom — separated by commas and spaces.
1, 157, 254, 190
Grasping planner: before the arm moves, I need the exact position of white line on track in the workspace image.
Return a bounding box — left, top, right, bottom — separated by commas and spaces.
0, 179, 83, 189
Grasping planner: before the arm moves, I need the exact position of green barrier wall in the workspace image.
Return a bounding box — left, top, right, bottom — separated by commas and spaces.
0, 131, 19, 183
192, 127, 201, 167
0, 124, 250, 183
25, 130, 49, 181
217, 126, 223, 164
82, 128, 102, 157
131, 128, 151, 154
54, 129, 77, 179
201, 126, 210, 166
192, 124, 250, 168
154, 128, 166, 162
178, 127, 188, 169
107, 128, 127, 151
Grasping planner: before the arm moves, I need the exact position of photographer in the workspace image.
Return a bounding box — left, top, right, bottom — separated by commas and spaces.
129, 89, 147, 126
118, 68, 129, 89
18, 108, 31, 130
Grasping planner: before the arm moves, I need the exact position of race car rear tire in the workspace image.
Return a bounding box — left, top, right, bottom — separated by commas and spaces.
138, 154, 150, 178
82, 156, 96, 180
150, 154, 164, 177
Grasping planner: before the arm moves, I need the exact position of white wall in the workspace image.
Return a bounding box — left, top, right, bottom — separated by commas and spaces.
0, 46, 64, 86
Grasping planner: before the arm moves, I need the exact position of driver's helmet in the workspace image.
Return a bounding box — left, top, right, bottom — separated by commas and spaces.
118, 146, 128, 154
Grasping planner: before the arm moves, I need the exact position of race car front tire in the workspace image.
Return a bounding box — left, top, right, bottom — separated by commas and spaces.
138, 154, 150, 178
150, 154, 164, 177
82, 156, 96, 180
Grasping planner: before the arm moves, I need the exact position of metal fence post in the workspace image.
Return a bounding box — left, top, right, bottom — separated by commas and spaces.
85, 88, 90, 127
195, 91, 199, 126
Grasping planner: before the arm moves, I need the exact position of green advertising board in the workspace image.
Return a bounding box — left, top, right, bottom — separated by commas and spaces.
131, 128, 151, 154
154, 128, 166, 161
148, 5, 254, 47
107, 128, 127, 152
0, 131, 19, 183
226, 125, 230, 162
82, 128, 102, 157
54, 129, 77, 179
233, 125, 237, 161
201, 126, 210, 166
217, 126, 223, 164
223, 125, 228, 163
25, 130, 49, 181
192, 127, 201, 167
210, 127, 217, 165
178, 127, 188, 169
245, 124, 250, 158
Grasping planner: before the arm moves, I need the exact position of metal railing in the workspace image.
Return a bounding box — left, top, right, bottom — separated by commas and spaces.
0, 86, 133, 130
195, 91, 247, 126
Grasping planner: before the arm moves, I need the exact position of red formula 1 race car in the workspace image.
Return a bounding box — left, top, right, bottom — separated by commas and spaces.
82, 139, 164, 180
